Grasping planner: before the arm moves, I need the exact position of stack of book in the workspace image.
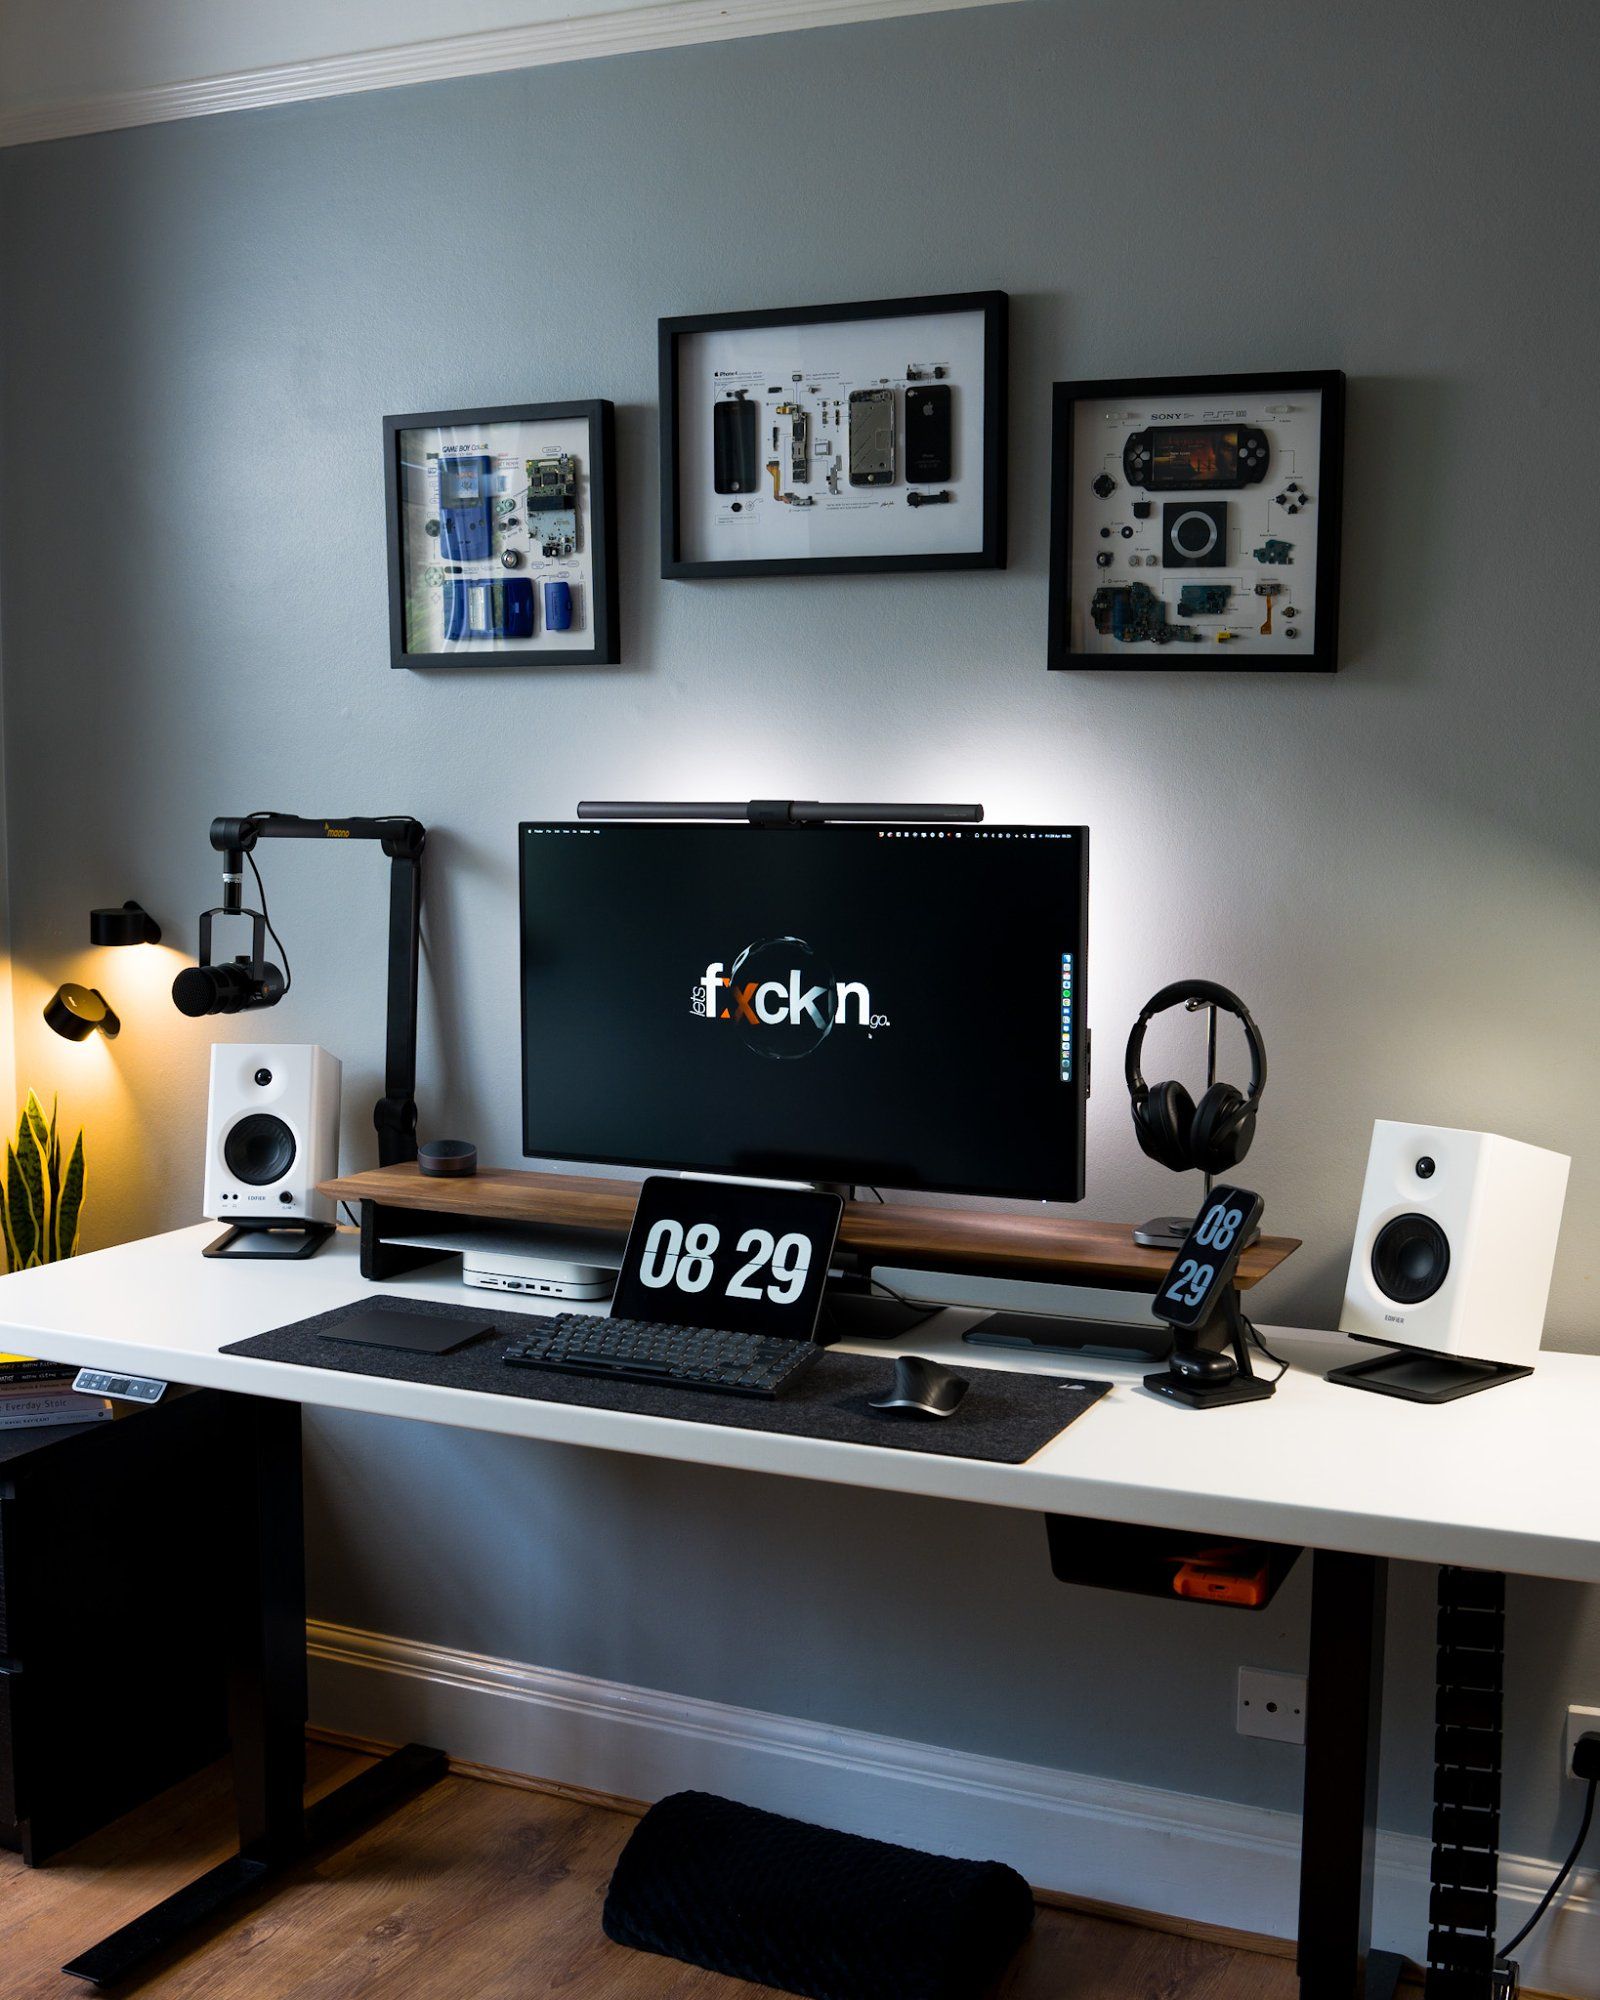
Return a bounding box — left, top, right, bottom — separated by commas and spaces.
0, 1351, 111, 1431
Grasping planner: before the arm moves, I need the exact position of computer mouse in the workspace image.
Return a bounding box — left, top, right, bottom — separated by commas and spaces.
869, 1355, 970, 1419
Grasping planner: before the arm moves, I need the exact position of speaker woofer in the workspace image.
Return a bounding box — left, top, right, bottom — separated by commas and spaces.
224, 1113, 297, 1187
1371, 1213, 1450, 1305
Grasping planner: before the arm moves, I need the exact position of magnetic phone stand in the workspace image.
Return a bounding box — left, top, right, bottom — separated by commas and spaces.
1143, 1287, 1276, 1409
203, 1221, 336, 1261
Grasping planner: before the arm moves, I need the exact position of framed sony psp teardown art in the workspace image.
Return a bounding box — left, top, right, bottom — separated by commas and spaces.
1047, 371, 1345, 671
659, 292, 1007, 578
384, 400, 619, 668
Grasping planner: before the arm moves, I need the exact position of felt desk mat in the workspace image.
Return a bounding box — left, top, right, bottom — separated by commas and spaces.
221, 1296, 1108, 1464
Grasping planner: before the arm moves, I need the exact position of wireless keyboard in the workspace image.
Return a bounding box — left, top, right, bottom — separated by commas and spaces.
503, 1314, 822, 1399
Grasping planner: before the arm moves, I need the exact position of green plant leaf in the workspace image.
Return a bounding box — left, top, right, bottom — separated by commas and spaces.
46, 1096, 61, 1249
55, 1129, 85, 1262
0, 1169, 16, 1275
23, 1090, 49, 1156
6, 1141, 38, 1270
14, 1122, 46, 1270
17, 1112, 48, 1264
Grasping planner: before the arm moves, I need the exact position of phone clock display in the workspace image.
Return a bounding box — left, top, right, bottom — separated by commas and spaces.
611, 1177, 844, 1341
1154, 1185, 1265, 1333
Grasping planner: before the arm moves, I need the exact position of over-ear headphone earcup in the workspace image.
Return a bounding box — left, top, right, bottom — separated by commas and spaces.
1189, 1082, 1253, 1173
1135, 1080, 1196, 1171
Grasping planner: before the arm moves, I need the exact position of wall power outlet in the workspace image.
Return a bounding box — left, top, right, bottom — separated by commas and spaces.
1565, 1704, 1600, 1778
1237, 1668, 1308, 1745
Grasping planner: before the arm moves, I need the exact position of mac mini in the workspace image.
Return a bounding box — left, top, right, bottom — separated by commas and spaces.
459, 1230, 615, 1301
378, 1222, 617, 1300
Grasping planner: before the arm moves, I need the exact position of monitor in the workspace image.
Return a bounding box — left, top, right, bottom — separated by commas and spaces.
519, 821, 1088, 1202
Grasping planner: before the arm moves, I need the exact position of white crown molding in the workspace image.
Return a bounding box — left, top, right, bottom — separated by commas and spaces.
307, 1618, 1600, 1996
0, 0, 1026, 150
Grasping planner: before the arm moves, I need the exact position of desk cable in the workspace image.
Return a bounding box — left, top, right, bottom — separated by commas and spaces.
1502, 1754, 1598, 1961
848, 1188, 929, 1313
242, 810, 293, 995
1243, 1315, 1290, 1384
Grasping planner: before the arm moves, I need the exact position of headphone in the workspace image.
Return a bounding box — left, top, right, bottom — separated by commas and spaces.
1124, 980, 1267, 1176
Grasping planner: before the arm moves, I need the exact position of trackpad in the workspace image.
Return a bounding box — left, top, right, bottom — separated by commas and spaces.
314, 1301, 494, 1355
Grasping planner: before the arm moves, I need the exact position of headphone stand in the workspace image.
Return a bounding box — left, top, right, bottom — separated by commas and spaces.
1135, 1212, 1262, 1252
1129, 992, 1266, 1251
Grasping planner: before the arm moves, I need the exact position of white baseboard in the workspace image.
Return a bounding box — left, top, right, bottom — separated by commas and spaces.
307, 1619, 1598, 1995
0, 0, 1025, 149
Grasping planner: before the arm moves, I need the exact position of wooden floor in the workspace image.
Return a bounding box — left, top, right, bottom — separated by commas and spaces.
0, 1742, 1315, 1999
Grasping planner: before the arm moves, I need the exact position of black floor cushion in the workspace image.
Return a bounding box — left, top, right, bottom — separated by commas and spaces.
602, 1790, 1036, 2000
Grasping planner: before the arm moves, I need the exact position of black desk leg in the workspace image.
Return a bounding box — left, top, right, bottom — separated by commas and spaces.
232, 1393, 312, 1854
63, 1394, 448, 1988
1298, 1549, 1405, 2000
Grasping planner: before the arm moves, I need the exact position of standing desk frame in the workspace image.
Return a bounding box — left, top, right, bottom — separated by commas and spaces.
4, 1227, 1597, 1994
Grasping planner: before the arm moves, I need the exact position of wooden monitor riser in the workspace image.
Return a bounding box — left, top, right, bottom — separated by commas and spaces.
319, 1164, 1299, 1293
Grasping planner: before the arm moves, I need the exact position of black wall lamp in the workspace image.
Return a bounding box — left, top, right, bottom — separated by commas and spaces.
89, 900, 161, 947
43, 901, 159, 1040
44, 984, 120, 1041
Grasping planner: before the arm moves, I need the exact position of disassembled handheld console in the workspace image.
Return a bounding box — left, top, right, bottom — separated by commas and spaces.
1065, 381, 1333, 661
419, 443, 586, 647
438, 454, 494, 564
527, 453, 578, 558
1123, 425, 1269, 490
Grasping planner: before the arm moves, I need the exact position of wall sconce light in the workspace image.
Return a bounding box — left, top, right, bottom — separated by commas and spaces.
89, 900, 161, 947
44, 984, 121, 1042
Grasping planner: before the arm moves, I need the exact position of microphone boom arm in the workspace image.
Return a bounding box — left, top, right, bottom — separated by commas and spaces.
199, 813, 426, 1167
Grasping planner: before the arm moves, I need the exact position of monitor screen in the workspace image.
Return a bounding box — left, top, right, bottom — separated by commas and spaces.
519, 821, 1088, 1201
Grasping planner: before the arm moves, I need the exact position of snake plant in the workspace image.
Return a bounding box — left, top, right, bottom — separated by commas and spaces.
2, 1091, 86, 1271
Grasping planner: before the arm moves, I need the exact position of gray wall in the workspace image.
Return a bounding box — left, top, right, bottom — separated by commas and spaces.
2, 0, 1597, 1870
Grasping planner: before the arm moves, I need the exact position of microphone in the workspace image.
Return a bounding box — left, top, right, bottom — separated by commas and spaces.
173, 840, 288, 1018
172, 955, 285, 1017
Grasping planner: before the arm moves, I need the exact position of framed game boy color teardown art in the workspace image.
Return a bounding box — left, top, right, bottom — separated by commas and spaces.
385, 400, 620, 669
1047, 370, 1345, 672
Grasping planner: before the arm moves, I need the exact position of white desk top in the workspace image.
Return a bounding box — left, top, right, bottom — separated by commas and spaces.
2, 1226, 1596, 1584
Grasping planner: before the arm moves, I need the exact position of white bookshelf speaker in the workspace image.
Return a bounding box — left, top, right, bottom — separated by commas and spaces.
204, 1044, 341, 1230
1333, 1121, 1570, 1400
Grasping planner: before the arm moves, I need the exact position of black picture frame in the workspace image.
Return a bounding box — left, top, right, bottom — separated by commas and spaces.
659, 292, 1007, 579
1047, 370, 1345, 672
384, 399, 619, 669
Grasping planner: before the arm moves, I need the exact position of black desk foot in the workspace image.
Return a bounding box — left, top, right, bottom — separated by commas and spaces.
63, 1741, 448, 1988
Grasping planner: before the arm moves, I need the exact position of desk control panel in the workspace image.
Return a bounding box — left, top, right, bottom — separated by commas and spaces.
72, 1367, 167, 1405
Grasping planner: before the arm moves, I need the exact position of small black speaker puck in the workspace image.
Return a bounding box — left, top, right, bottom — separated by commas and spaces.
419, 1139, 477, 1178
